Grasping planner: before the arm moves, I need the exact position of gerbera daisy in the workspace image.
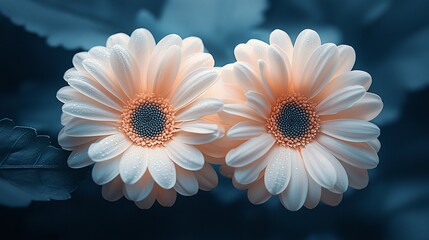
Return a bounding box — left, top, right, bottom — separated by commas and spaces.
221, 29, 383, 210
57, 29, 222, 208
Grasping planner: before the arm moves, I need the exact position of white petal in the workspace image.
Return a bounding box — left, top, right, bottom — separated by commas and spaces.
72, 52, 90, 72
266, 46, 291, 97
67, 144, 93, 169
234, 150, 271, 185
156, 187, 177, 207
264, 147, 292, 195
110, 45, 140, 99
67, 77, 122, 111
151, 34, 182, 59
270, 29, 293, 62
61, 113, 74, 126
341, 162, 369, 189
58, 128, 97, 150
135, 187, 157, 209
106, 33, 129, 48
226, 133, 276, 167
292, 29, 321, 83
320, 189, 343, 207
319, 146, 349, 193
150, 45, 181, 97
321, 119, 380, 142
317, 134, 379, 169
179, 120, 219, 134
232, 62, 263, 93
82, 59, 126, 102
171, 69, 219, 110
316, 85, 366, 115
247, 178, 272, 205
176, 98, 223, 122
148, 148, 176, 189
88, 46, 111, 66
234, 43, 254, 67
304, 176, 321, 209
182, 37, 204, 57
128, 28, 155, 84
300, 142, 337, 189
333, 45, 356, 78
245, 91, 271, 119
174, 166, 199, 196
178, 53, 214, 80
368, 138, 381, 152
124, 171, 154, 201
165, 140, 204, 171
57, 86, 81, 103
119, 145, 149, 184
279, 149, 308, 211
62, 100, 120, 122
195, 163, 218, 191
301, 43, 338, 98
257, 60, 275, 101
92, 158, 120, 185
174, 130, 222, 145
102, 176, 123, 202
223, 104, 264, 122
227, 121, 266, 140
64, 119, 119, 137
88, 133, 132, 162
332, 93, 383, 121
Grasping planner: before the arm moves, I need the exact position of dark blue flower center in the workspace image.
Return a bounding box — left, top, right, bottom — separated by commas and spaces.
130, 103, 167, 138
276, 103, 310, 139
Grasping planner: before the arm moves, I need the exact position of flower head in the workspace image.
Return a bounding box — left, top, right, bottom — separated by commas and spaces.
57, 29, 222, 208
221, 29, 383, 210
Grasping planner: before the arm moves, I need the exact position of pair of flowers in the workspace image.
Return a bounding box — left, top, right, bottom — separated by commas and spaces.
58, 28, 382, 210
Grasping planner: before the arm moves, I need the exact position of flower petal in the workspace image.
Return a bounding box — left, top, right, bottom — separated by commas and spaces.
88, 133, 132, 162
171, 69, 219, 110
62, 100, 120, 122
266, 46, 291, 98
195, 163, 218, 191
304, 176, 321, 209
264, 146, 292, 195
182, 37, 204, 57
270, 29, 293, 62
174, 130, 222, 145
333, 45, 356, 78
279, 149, 308, 211
64, 119, 119, 137
92, 158, 120, 185
102, 176, 123, 202
156, 187, 177, 207
245, 91, 271, 119
301, 43, 338, 98
174, 166, 199, 196
179, 120, 219, 134
320, 189, 343, 207
128, 28, 155, 86
119, 145, 149, 184
110, 45, 140, 99
321, 119, 380, 142
150, 45, 181, 97
341, 162, 369, 189
227, 121, 266, 140
226, 133, 276, 168
67, 144, 93, 169
124, 171, 154, 201
316, 85, 366, 115
57, 86, 81, 103
300, 142, 337, 189
135, 187, 157, 209
176, 98, 223, 122
317, 134, 379, 169
106, 33, 129, 48
148, 148, 176, 189
234, 149, 271, 185
178, 53, 214, 80
247, 178, 272, 205
292, 29, 321, 83
330, 93, 383, 121
165, 140, 204, 171
223, 104, 264, 122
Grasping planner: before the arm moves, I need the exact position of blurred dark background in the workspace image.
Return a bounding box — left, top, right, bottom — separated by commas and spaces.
0, 0, 428, 239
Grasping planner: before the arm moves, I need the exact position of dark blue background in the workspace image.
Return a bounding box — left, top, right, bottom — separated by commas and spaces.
0, 0, 428, 239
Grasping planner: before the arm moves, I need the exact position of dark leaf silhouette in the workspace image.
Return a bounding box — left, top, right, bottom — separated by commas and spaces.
0, 118, 86, 207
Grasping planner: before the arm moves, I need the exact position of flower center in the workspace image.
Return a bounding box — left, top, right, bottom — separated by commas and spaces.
120, 93, 175, 147
266, 93, 320, 148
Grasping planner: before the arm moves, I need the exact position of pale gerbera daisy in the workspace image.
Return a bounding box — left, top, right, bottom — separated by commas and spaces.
57, 29, 222, 208
221, 29, 383, 210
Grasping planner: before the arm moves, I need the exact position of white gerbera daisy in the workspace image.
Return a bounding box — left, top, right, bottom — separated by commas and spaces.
57, 29, 222, 208
221, 29, 383, 210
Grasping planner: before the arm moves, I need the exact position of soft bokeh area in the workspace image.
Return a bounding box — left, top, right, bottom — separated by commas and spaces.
0, 0, 428, 239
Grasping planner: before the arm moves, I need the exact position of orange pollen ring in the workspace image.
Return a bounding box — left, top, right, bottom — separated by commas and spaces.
120, 93, 175, 147
266, 93, 320, 149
